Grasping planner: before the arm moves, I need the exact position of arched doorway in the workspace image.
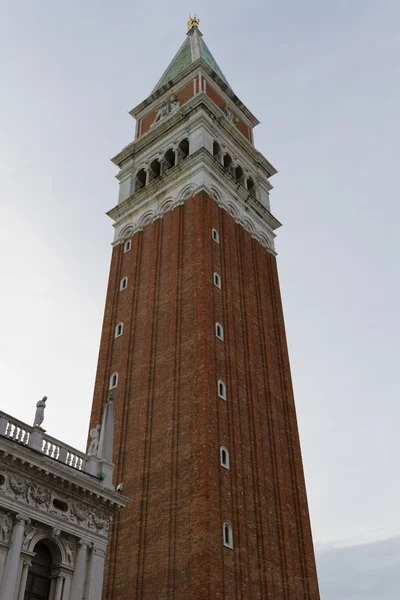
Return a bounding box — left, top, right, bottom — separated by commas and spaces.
24, 542, 52, 600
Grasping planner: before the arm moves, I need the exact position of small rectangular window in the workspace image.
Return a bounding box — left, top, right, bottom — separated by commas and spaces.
115, 323, 123, 338
223, 523, 233, 549
216, 322, 224, 341
124, 240, 131, 253
218, 380, 226, 400
220, 446, 230, 469
109, 373, 118, 390
213, 273, 221, 289
120, 277, 128, 291
212, 229, 219, 243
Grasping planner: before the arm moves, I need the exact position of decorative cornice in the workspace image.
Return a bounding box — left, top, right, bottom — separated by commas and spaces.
0, 437, 126, 510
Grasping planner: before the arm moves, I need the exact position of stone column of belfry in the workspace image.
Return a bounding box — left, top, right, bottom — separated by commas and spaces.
89, 18, 321, 600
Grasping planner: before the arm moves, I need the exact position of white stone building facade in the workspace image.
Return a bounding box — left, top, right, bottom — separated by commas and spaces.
0, 400, 128, 600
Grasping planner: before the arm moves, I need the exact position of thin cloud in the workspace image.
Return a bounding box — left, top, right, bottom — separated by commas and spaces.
316, 536, 400, 599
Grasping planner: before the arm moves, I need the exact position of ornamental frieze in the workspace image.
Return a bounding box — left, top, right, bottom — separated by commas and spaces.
8, 474, 27, 498
0, 467, 110, 535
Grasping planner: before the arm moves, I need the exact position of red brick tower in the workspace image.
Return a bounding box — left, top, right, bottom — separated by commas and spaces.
90, 18, 320, 600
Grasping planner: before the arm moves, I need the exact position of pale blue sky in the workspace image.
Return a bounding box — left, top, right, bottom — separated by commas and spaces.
1, 1, 399, 597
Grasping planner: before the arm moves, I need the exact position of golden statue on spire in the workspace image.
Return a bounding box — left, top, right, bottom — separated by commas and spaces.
187, 15, 200, 31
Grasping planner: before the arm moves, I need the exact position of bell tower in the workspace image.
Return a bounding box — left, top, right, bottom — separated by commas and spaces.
90, 18, 320, 600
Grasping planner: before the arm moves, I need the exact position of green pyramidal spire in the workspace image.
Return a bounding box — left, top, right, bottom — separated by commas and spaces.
152, 23, 231, 93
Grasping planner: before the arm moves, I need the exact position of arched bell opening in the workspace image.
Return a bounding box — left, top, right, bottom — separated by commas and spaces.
213, 141, 221, 161
178, 138, 189, 162
164, 148, 176, 172
235, 165, 244, 184
247, 177, 255, 196
135, 168, 147, 192
223, 153, 232, 172
148, 159, 161, 182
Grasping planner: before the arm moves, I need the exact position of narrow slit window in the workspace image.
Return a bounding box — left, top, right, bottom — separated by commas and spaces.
115, 323, 123, 338
223, 523, 233, 548
218, 380, 226, 400
212, 228, 220, 243
213, 272, 221, 289
109, 373, 118, 390
120, 277, 128, 291
215, 322, 224, 341
220, 446, 230, 469
124, 240, 131, 253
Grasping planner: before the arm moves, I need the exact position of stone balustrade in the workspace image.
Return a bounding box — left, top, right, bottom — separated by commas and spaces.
0, 411, 86, 474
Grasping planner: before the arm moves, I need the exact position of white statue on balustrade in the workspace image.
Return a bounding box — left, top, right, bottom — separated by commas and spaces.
33, 396, 47, 428
88, 424, 101, 456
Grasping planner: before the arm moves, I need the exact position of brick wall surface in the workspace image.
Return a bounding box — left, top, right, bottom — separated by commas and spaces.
90, 192, 320, 600
203, 83, 252, 143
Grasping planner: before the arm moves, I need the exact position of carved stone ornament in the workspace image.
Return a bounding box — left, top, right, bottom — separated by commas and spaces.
121, 226, 134, 240
0, 465, 113, 534
222, 104, 239, 126
8, 475, 28, 499
151, 95, 180, 128
65, 540, 75, 566
71, 502, 89, 524
70, 502, 109, 533
28, 483, 51, 509
0, 513, 13, 543
90, 510, 109, 533
23, 525, 39, 550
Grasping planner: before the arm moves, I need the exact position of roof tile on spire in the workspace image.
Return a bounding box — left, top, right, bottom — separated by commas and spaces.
152, 26, 231, 94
